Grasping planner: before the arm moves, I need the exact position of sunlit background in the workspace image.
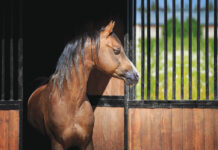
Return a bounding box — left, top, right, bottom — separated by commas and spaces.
136, 0, 218, 100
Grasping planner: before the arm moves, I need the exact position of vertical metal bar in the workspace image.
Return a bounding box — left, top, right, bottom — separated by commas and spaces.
172, 0, 176, 100
10, 0, 14, 100
205, 0, 209, 100
147, 0, 151, 100
214, 0, 217, 100
124, 0, 130, 149
141, 0, 145, 100
189, 0, 192, 100
128, 0, 133, 100
1, 40, 5, 100
132, 0, 136, 100
10, 39, 14, 100
164, 0, 168, 100
1, 0, 5, 100
18, 0, 23, 100
18, 1, 23, 149
181, 0, 184, 100
197, 0, 201, 100
155, 0, 159, 100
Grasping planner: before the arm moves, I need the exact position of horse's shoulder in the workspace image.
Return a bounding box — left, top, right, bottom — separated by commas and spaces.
28, 84, 48, 105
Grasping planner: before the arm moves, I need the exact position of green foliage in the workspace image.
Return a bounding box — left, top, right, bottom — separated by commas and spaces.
184, 18, 202, 38
162, 18, 203, 38
162, 18, 181, 38
136, 36, 216, 100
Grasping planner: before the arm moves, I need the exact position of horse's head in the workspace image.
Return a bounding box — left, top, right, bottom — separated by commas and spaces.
94, 20, 139, 85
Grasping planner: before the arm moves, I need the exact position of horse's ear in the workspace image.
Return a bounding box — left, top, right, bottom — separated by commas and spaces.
103, 20, 115, 37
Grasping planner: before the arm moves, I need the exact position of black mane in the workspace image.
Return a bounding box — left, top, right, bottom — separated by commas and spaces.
52, 30, 101, 91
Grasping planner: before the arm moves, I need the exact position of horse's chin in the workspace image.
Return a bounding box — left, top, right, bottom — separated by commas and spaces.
123, 78, 138, 86
112, 73, 138, 86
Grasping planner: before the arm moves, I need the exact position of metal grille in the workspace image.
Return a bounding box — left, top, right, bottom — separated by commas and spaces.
133, 0, 218, 101
0, 0, 23, 101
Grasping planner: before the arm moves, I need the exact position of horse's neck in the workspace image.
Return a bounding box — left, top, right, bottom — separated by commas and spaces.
63, 45, 95, 104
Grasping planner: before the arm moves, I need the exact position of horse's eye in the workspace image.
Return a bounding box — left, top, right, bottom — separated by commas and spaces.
113, 47, 121, 55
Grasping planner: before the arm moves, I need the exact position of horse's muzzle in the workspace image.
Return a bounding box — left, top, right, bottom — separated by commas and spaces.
124, 70, 139, 85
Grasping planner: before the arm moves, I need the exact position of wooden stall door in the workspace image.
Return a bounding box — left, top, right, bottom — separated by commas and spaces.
0, 110, 19, 150
129, 108, 218, 150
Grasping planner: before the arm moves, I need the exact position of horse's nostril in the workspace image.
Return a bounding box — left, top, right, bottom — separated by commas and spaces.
134, 73, 139, 80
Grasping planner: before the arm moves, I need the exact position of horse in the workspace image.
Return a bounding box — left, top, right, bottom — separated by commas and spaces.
27, 20, 139, 150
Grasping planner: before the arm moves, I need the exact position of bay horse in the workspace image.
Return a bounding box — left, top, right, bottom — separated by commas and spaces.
27, 21, 139, 150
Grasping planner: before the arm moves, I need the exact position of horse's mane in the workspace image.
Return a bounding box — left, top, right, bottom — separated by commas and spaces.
52, 29, 101, 91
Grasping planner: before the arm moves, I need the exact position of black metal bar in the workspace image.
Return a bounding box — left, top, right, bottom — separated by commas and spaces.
10, 0, 14, 99
141, 0, 145, 100
124, 85, 129, 150
128, 0, 133, 100
128, 100, 218, 108
88, 96, 218, 108
10, 38, 14, 99
197, 0, 201, 100
1, 40, 5, 100
181, 0, 184, 100
189, 0, 192, 100
205, 0, 209, 100
172, 0, 176, 100
147, 0, 151, 100
164, 0, 168, 100
89, 96, 124, 107
155, 0, 159, 100
124, 0, 130, 149
0, 100, 22, 110
214, 0, 217, 100
18, 0, 23, 100
132, 0, 136, 100
1, 0, 6, 100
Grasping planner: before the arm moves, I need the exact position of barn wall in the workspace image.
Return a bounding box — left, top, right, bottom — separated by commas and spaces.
128, 108, 218, 150
0, 110, 19, 150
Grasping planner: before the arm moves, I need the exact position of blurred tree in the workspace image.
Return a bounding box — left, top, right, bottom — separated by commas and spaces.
162, 18, 202, 38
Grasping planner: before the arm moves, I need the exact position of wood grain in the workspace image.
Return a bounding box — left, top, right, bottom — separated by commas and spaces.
160, 109, 172, 150
8, 111, 19, 150
204, 109, 215, 150
150, 109, 162, 150
92, 107, 124, 150
172, 108, 183, 150
183, 109, 194, 150
0, 110, 19, 150
193, 109, 204, 150
140, 109, 151, 150
127, 108, 218, 150
215, 109, 218, 150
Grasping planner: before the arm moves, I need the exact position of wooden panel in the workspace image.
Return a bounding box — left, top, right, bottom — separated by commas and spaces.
8, 111, 19, 150
87, 69, 124, 96
92, 107, 124, 150
215, 109, 218, 149
128, 108, 218, 150
0, 110, 19, 150
183, 109, 194, 150
160, 109, 172, 150
0, 111, 9, 150
128, 109, 141, 149
172, 109, 183, 150
193, 109, 204, 150
204, 109, 215, 150
150, 109, 162, 150
141, 109, 152, 150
